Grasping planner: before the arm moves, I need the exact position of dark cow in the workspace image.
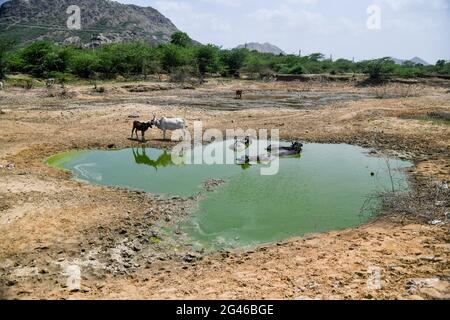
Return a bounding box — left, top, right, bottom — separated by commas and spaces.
235, 90, 243, 100
131, 121, 153, 142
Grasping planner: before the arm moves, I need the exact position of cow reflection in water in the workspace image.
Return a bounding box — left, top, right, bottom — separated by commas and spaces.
132, 148, 174, 171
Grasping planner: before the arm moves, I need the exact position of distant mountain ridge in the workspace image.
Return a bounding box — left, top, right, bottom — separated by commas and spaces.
391, 57, 430, 66
236, 42, 286, 55
0, 0, 180, 47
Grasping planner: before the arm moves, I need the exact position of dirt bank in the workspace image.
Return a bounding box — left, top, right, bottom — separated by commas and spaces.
0, 79, 448, 300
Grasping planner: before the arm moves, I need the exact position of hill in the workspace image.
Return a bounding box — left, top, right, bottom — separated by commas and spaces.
0, 0, 180, 47
236, 42, 285, 55
392, 56, 430, 66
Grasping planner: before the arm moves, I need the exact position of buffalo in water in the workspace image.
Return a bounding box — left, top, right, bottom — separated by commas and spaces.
267, 142, 303, 156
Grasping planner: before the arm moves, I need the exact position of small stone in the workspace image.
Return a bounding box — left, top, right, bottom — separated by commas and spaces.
6, 280, 18, 287
183, 252, 202, 263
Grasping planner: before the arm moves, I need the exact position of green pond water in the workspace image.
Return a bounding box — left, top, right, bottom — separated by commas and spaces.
47, 142, 412, 249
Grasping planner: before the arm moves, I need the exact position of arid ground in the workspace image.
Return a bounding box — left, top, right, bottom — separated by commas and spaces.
0, 78, 449, 300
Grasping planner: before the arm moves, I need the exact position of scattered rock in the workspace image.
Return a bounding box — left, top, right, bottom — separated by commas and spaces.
6, 280, 18, 287
295, 295, 321, 300
128, 113, 140, 119
419, 287, 450, 300
183, 252, 202, 263
406, 278, 450, 300
203, 179, 226, 192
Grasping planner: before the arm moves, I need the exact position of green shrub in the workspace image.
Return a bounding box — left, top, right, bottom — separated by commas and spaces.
0, 38, 445, 81
220, 49, 248, 76
0, 37, 14, 79
195, 44, 220, 76
288, 64, 307, 75
69, 52, 99, 79
19, 41, 71, 77
170, 32, 192, 47
363, 58, 395, 81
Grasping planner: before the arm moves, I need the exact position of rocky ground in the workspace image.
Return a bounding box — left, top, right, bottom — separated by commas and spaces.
0, 78, 449, 300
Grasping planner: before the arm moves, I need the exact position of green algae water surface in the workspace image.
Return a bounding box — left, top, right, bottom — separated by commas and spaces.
47, 142, 412, 249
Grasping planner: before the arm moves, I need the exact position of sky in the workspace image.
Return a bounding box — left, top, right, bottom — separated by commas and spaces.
1, 0, 448, 63
117, 0, 450, 63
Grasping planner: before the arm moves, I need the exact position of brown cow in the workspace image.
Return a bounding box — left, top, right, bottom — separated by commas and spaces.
235, 90, 243, 99
131, 121, 153, 142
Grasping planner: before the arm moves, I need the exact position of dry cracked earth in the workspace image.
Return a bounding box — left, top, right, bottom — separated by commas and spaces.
0, 78, 449, 300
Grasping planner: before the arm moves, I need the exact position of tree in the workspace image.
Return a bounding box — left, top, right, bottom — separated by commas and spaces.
0, 37, 14, 79
170, 32, 192, 47
160, 44, 191, 71
20, 41, 70, 77
436, 60, 446, 69
288, 64, 307, 75
435, 59, 450, 75
363, 57, 395, 81
220, 49, 248, 76
402, 60, 416, 67
69, 51, 99, 79
195, 44, 220, 76
308, 53, 325, 62
334, 59, 355, 73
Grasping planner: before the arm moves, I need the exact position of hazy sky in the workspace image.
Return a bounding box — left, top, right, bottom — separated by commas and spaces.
118, 0, 449, 63
1, 0, 448, 62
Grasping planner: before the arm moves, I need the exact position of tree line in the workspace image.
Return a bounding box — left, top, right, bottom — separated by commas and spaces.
0, 32, 449, 82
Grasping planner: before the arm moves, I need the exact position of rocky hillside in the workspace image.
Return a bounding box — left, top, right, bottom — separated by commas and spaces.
0, 0, 180, 47
392, 57, 430, 66
236, 42, 285, 55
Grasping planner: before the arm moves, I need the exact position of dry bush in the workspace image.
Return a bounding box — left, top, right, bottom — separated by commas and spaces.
23, 79, 34, 90
170, 66, 199, 84
362, 177, 449, 222
372, 83, 425, 99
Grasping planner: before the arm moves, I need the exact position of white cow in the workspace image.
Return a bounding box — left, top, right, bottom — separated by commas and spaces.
0, 81, 3, 90
46, 78, 55, 88
151, 116, 186, 141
